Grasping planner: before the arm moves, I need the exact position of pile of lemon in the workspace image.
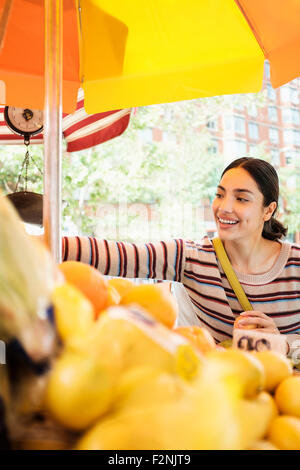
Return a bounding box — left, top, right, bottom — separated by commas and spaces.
251, 351, 300, 450
30, 261, 300, 450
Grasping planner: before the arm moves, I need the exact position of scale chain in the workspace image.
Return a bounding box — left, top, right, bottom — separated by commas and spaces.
14, 140, 43, 192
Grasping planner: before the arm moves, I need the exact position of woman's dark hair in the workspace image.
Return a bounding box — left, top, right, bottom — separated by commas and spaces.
221, 157, 287, 240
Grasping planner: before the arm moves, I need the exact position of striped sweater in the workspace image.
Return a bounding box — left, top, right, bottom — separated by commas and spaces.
62, 236, 300, 352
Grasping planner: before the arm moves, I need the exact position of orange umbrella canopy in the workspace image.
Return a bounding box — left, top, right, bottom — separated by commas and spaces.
0, 0, 80, 113
0, 0, 300, 114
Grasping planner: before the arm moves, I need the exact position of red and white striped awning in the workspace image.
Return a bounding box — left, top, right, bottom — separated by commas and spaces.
0, 89, 132, 152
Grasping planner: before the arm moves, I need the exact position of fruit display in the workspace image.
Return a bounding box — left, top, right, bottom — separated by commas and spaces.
1, 194, 300, 450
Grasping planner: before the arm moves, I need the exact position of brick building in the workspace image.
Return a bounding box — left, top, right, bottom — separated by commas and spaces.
207, 62, 300, 169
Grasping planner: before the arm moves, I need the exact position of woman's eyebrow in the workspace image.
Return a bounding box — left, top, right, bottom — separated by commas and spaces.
217, 185, 254, 195
234, 188, 254, 195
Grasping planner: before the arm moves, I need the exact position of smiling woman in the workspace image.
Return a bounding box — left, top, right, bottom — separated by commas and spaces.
60, 158, 300, 355
212, 158, 286, 275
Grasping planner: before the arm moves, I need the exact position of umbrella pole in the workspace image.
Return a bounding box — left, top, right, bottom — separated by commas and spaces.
43, 0, 62, 263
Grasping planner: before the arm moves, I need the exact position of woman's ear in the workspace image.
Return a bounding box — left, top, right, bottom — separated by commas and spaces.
264, 201, 277, 222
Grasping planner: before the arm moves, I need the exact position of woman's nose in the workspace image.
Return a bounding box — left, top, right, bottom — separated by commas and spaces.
219, 196, 234, 212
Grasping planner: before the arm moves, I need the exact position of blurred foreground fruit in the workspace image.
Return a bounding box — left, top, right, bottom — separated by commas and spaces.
121, 284, 178, 328
107, 278, 134, 300
237, 391, 277, 448
253, 351, 293, 393
114, 367, 191, 413
268, 416, 300, 450
51, 283, 94, 342
76, 360, 241, 450
0, 194, 58, 361
65, 306, 200, 382
205, 349, 265, 399
173, 326, 215, 354
105, 285, 121, 308
58, 261, 108, 317
44, 351, 118, 431
248, 440, 278, 450
275, 376, 300, 418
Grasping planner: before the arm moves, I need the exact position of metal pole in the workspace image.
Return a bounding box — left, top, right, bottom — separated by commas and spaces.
43, 0, 62, 263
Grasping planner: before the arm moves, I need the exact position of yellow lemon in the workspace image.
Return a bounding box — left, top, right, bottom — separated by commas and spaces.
253, 350, 293, 392
268, 415, 300, 450
44, 351, 117, 431
237, 391, 278, 449
121, 284, 178, 328
51, 283, 94, 342
107, 277, 134, 300
275, 376, 300, 418
114, 366, 191, 413
205, 349, 265, 399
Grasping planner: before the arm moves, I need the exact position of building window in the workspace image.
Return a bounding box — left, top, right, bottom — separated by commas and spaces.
267, 83, 276, 101
207, 139, 219, 155
247, 104, 258, 117
268, 106, 278, 122
234, 116, 245, 135
224, 139, 246, 157
206, 120, 218, 130
292, 108, 300, 124
291, 88, 299, 105
280, 86, 299, 104
269, 127, 279, 144
283, 129, 300, 146
280, 86, 290, 103
294, 130, 300, 146
270, 149, 280, 167
223, 115, 233, 130
282, 108, 291, 123
285, 151, 294, 165
283, 129, 293, 145
248, 122, 259, 140
234, 139, 247, 155
264, 61, 270, 80
282, 107, 300, 124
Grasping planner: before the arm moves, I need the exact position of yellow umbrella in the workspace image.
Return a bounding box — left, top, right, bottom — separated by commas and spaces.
1, 0, 300, 113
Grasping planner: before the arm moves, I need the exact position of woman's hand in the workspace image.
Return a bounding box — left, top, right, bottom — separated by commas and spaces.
238, 311, 280, 335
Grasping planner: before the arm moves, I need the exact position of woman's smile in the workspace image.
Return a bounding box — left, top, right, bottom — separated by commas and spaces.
217, 216, 239, 228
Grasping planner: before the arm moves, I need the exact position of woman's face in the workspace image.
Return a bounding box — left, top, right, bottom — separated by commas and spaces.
212, 167, 274, 243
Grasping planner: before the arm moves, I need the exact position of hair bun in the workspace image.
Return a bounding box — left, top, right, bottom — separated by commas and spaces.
263, 216, 287, 240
